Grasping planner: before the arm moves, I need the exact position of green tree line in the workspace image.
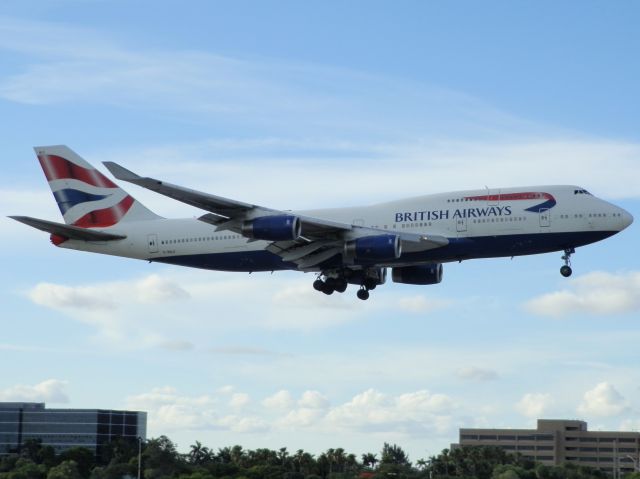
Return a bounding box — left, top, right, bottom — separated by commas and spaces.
0, 437, 635, 479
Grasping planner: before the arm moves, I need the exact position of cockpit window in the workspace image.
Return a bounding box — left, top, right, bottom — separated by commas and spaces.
574, 189, 591, 195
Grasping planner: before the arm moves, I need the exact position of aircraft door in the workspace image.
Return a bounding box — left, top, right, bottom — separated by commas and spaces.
539, 208, 550, 227
456, 217, 467, 233
147, 234, 159, 253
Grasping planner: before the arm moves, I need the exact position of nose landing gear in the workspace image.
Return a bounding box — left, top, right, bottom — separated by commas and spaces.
560, 248, 575, 277
356, 287, 370, 301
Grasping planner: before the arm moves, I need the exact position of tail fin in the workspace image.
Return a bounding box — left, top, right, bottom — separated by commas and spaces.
35, 145, 160, 227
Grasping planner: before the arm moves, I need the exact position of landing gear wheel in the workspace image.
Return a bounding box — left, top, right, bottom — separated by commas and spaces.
313, 279, 324, 291
357, 288, 370, 301
560, 247, 575, 278
321, 283, 334, 295
335, 280, 348, 293
560, 265, 573, 277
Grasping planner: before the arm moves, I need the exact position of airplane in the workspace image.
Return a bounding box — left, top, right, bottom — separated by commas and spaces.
11, 145, 633, 301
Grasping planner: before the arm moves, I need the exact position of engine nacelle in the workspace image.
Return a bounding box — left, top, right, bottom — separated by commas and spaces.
241, 215, 301, 241
391, 264, 443, 285
344, 235, 401, 262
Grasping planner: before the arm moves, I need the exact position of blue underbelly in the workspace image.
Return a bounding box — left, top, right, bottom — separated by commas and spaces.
149, 230, 617, 272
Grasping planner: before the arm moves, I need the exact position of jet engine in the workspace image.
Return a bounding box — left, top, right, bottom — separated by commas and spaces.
391, 264, 443, 285
241, 215, 301, 241
344, 234, 401, 262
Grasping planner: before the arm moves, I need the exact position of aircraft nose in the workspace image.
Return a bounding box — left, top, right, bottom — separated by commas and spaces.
620, 208, 633, 230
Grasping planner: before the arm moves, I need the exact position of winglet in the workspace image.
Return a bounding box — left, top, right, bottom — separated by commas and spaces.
103, 161, 142, 182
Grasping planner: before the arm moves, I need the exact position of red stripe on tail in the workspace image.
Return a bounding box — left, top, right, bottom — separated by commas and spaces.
38, 154, 118, 188
73, 195, 135, 228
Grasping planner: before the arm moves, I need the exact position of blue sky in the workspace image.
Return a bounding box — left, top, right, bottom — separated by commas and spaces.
1, 0, 639, 461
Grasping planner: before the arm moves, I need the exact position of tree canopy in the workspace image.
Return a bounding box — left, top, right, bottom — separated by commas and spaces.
0, 437, 626, 479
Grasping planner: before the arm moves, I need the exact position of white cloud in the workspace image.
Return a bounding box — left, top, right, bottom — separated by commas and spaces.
455, 367, 499, 382
0, 379, 69, 403
515, 393, 553, 418
299, 390, 329, 409
397, 295, 451, 313
229, 393, 251, 409
525, 271, 640, 318
262, 390, 294, 410
125, 386, 219, 431
578, 382, 629, 417
325, 388, 455, 434
29, 274, 188, 312
126, 385, 456, 438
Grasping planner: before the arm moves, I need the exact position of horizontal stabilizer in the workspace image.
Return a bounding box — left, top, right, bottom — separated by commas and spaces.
9, 216, 126, 241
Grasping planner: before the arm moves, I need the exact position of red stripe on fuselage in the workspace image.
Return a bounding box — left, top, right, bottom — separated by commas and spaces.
73, 195, 134, 228
465, 192, 554, 202
38, 154, 118, 188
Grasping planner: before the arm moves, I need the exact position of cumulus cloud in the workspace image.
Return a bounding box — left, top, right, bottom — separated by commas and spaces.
30, 283, 117, 311
578, 382, 629, 417
229, 393, 251, 409
0, 379, 69, 403
325, 388, 455, 434
515, 393, 553, 418
263, 390, 294, 410
525, 271, 640, 318
126, 385, 455, 438
29, 274, 188, 312
455, 367, 499, 382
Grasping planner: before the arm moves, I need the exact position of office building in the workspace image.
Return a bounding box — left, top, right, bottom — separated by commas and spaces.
0, 402, 147, 456
457, 419, 639, 476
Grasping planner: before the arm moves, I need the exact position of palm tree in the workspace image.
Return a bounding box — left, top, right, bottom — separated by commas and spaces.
230, 445, 245, 467
362, 452, 378, 470
188, 441, 211, 465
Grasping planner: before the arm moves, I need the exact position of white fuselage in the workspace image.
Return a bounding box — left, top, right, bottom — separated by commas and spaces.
56, 185, 632, 272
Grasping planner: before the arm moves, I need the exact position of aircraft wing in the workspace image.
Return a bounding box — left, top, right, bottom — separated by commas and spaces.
104, 161, 350, 239
9, 216, 126, 241
103, 161, 448, 268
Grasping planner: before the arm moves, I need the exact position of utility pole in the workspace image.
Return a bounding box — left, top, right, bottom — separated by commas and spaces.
137, 436, 142, 479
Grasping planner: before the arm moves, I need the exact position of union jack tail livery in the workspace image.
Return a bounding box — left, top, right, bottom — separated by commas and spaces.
35, 145, 159, 227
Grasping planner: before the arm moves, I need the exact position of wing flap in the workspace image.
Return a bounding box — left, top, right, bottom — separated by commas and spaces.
9, 216, 126, 241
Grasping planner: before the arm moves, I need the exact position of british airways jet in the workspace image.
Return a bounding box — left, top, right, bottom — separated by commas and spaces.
11, 146, 633, 300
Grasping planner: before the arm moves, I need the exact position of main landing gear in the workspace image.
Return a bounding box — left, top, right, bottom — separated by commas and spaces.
313, 276, 347, 296
560, 247, 575, 277
313, 271, 379, 301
